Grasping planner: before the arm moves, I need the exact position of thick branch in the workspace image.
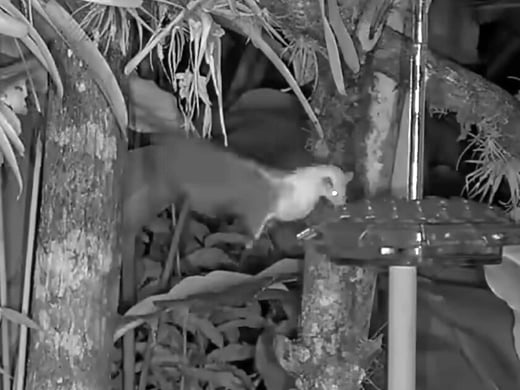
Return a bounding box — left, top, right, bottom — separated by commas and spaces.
375, 27, 520, 157
296, 245, 379, 389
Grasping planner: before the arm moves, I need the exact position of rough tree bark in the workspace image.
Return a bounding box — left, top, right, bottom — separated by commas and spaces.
25, 38, 124, 389
377, 26, 520, 152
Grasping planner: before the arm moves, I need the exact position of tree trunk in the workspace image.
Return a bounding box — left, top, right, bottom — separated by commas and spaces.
25, 38, 124, 389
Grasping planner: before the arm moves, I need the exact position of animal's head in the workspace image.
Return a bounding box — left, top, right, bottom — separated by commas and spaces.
314, 165, 352, 206
273, 164, 352, 223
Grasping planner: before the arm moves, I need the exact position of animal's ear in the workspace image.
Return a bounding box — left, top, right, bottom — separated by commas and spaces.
321, 176, 334, 189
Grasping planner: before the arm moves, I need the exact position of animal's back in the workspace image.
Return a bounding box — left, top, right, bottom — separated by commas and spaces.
123, 135, 279, 234
166, 136, 277, 212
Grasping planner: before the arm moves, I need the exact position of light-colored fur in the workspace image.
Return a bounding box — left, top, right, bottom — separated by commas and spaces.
250, 165, 352, 239
273, 165, 351, 221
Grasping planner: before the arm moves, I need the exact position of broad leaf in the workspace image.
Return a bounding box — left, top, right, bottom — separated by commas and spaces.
0, 8, 28, 38
206, 343, 255, 363
0, 103, 23, 194
255, 327, 295, 390
185, 247, 238, 271
2, 0, 63, 97
0, 307, 40, 329
485, 245, 520, 361
36, 0, 128, 136
319, 0, 346, 95
204, 232, 249, 247
328, 0, 359, 74
84, 0, 142, 7
129, 75, 182, 134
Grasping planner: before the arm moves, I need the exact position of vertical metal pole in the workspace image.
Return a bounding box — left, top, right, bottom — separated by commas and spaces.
388, 1, 429, 390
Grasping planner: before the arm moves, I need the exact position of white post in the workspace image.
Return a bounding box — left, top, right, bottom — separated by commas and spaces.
388, 0, 430, 388
388, 266, 417, 390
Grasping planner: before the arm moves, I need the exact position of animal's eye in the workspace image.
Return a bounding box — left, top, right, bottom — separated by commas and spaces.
331, 189, 338, 197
